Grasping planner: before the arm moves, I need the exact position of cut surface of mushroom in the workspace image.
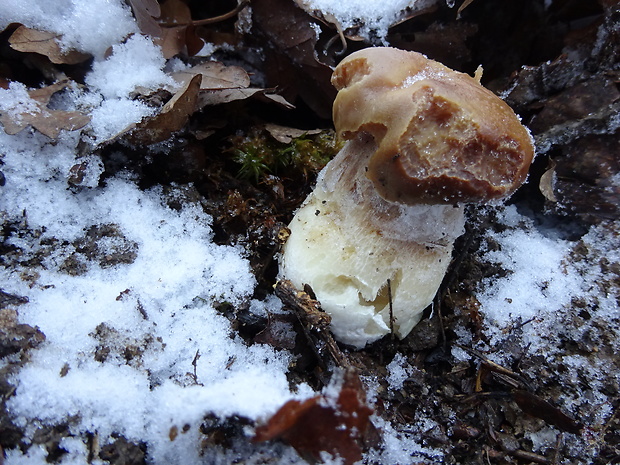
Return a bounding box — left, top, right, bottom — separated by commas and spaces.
279, 47, 535, 349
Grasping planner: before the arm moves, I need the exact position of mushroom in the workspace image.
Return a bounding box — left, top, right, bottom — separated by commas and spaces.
279, 47, 534, 349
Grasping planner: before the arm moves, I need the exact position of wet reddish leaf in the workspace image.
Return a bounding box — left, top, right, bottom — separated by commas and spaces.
9, 26, 91, 65
254, 369, 374, 464
512, 390, 583, 434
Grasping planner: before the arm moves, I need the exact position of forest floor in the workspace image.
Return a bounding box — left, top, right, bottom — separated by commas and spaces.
0, 1, 619, 464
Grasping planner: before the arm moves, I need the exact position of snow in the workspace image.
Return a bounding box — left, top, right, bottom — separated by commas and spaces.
300, 0, 440, 42
0, 127, 302, 462
0, 0, 139, 58
0, 83, 40, 121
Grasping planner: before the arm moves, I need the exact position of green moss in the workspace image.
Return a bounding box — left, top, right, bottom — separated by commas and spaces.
229, 127, 342, 183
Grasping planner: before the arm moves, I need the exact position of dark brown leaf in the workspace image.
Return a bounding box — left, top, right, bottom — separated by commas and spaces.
512, 390, 583, 434
128, 0, 162, 38
251, 0, 335, 118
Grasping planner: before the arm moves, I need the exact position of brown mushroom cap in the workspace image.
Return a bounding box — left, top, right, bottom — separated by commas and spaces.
331, 47, 535, 204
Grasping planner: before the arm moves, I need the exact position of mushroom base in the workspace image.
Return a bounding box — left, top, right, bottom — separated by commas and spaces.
279, 135, 465, 349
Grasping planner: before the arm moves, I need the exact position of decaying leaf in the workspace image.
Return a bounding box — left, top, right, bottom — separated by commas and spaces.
539, 162, 558, 203
127, 73, 201, 145
252, 0, 335, 118
264, 124, 322, 144
173, 62, 293, 109
0, 80, 90, 139
9, 25, 91, 65
254, 369, 374, 464
173, 62, 251, 89
158, 0, 204, 58
128, 0, 162, 38
512, 390, 583, 435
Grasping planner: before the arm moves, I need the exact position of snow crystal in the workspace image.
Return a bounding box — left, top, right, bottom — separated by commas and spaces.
0, 82, 40, 121
86, 35, 174, 100
0, 126, 303, 463
386, 353, 413, 391
476, 206, 582, 335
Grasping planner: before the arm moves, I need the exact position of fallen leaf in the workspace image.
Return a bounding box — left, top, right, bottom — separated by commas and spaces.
173, 62, 293, 109
128, 73, 201, 145
128, 0, 163, 38
264, 123, 322, 144
9, 25, 91, 65
0, 80, 90, 139
173, 62, 251, 89
251, 0, 335, 118
512, 390, 583, 434
254, 369, 374, 464
157, 0, 204, 58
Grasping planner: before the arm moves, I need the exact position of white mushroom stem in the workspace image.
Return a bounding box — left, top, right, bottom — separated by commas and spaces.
280, 132, 465, 349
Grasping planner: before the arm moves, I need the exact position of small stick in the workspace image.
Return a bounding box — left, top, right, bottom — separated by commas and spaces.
387, 278, 395, 340
159, 0, 250, 28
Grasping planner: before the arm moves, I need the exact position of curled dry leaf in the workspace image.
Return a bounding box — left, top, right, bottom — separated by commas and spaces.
127, 74, 201, 145
254, 369, 374, 465
128, 0, 162, 38
173, 62, 293, 109
158, 0, 204, 58
0, 80, 90, 139
9, 25, 91, 65
263, 123, 322, 144
173, 62, 251, 89
539, 161, 557, 203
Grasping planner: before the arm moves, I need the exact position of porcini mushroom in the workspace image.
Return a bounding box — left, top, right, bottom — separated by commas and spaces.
279, 47, 534, 349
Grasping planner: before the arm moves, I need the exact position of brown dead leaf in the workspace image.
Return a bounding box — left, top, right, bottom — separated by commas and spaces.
128, 0, 162, 38
157, 0, 204, 58
252, 0, 336, 118
173, 62, 251, 89
264, 124, 322, 144
128, 73, 201, 145
9, 26, 91, 65
539, 162, 557, 203
254, 369, 374, 465
173, 62, 293, 109
512, 390, 583, 434
0, 80, 90, 139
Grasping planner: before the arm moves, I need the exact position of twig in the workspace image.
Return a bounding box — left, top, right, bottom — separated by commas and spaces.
387, 278, 395, 340
159, 0, 250, 28
275, 279, 349, 368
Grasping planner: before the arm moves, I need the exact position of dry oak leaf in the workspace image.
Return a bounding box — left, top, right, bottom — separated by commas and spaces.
157, 0, 204, 59
173, 62, 294, 109
128, 0, 163, 39
254, 369, 374, 465
0, 81, 90, 139
126, 73, 201, 145
9, 25, 91, 65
